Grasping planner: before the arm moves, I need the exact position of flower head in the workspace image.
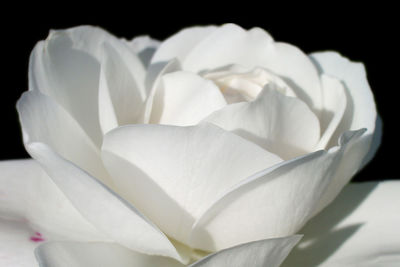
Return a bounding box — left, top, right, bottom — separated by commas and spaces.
1, 24, 398, 267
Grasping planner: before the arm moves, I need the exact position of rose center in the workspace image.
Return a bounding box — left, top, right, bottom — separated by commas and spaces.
203, 65, 296, 104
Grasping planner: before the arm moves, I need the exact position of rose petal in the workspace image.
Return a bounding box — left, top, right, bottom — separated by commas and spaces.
310, 52, 378, 157
151, 26, 217, 64
205, 85, 320, 159
102, 123, 282, 245
0, 160, 110, 266
98, 42, 147, 134
29, 26, 146, 146
190, 235, 302, 267
143, 59, 182, 122
316, 74, 347, 150
282, 181, 400, 266
0, 160, 109, 266
29, 26, 109, 146
312, 128, 374, 216
149, 71, 227, 126
35, 241, 184, 267
0, 219, 40, 267
0, 160, 106, 241
124, 35, 160, 68
17, 91, 113, 187
26, 142, 182, 262
190, 129, 366, 251
181, 24, 322, 112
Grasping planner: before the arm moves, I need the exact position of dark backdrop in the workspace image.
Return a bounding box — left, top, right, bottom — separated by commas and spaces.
1, 9, 397, 182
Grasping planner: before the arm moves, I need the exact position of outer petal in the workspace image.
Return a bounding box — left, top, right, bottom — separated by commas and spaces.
310, 51, 377, 149
312, 129, 373, 216
205, 86, 320, 159
17, 90, 112, 187
282, 181, 400, 266
29, 26, 146, 146
102, 123, 282, 245
316, 74, 347, 150
124, 35, 160, 68
190, 235, 302, 267
151, 26, 217, 64
0, 160, 108, 266
35, 242, 184, 267
190, 129, 366, 251
26, 142, 182, 262
149, 71, 227, 126
182, 24, 322, 112
29, 26, 109, 146
98, 42, 147, 134
308, 55, 380, 209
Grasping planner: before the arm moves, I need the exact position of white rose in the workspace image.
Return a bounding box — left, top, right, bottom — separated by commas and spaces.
0, 24, 398, 266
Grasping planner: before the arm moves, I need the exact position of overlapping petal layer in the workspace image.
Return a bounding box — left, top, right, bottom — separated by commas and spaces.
0, 160, 108, 267
102, 123, 282, 245
26, 143, 184, 262
316, 75, 347, 150
174, 24, 323, 113
190, 129, 366, 251
205, 86, 320, 159
29, 26, 147, 147
29, 26, 110, 146
98, 42, 146, 134
202, 65, 297, 104
310, 52, 377, 148
149, 71, 227, 126
17, 90, 112, 186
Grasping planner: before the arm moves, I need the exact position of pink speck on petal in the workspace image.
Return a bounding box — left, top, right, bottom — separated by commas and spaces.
30, 236, 45, 242
30, 232, 45, 242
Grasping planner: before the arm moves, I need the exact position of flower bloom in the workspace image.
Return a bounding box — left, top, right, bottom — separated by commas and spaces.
1, 24, 399, 266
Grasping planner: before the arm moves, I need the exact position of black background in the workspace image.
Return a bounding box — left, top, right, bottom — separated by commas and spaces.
1, 8, 397, 182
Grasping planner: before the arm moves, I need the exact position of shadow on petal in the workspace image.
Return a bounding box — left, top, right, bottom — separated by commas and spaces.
283, 224, 362, 266
138, 47, 158, 68
282, 182, 377, 266
233, 128, 307, 160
